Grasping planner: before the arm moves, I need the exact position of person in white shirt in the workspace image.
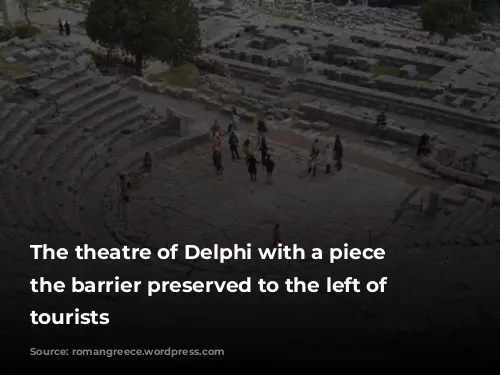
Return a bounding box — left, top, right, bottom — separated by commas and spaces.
324, 144, 333, 174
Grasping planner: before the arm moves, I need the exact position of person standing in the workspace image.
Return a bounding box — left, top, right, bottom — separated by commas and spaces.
376, 110, 387, 141
265, 155, 275, 185
260, 136, 269, 166
248, 153, 258, 181
272, 224, 281, 247
243, 139, 252, 161
324, 144, 333, 174
334, 135, 343, 171
308, 152, 318, 177
257, 117, 268, 147
142, 152, 153, 175
229, 132, 240, 160
58, 18, 64, 35
64, 21, 71, 36
214, 146, 223, 176
230, 106, 240, 140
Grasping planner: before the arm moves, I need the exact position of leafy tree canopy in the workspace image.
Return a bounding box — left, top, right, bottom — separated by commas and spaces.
419, 0, 481, 43
85, 0, 201, 75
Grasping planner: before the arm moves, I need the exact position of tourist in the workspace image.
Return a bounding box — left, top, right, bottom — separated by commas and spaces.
119, 174, 129, 202
265, 154, 275, 185
214, 146, 223, 176
243, 139, 252, 160
211, 119, 221, 138
324, 144, 333, 174
257, 117, 268, 147
64, 21, 71, 36
308, 152, 318, 177
375, 110, 387, 141
334, 135, 343, 171
248, 153, 258, 181
311, 139, 320, 157
58, 18, 64, 35
260, 136, 269, 166
228, 131, 240, 160
142, 152, 152, 174
417, 133, 431, 157
230, 106, 240, 139
272, 224, 282, 247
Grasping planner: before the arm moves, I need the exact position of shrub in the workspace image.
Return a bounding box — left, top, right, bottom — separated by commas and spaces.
14, 24, 42, 39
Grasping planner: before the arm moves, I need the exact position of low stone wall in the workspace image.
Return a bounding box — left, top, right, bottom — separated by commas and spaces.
420, 156, 500, 190
293, 76, 500, 137
127, 75, 258, 123
296, 102, 435, 146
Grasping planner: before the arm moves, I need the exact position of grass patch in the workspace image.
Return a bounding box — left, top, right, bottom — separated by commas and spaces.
374, 62, 440, 82
233, 98, 266, 117
148, 63, 199, 88
460, 100, 475, 111
0, 23, 42, 41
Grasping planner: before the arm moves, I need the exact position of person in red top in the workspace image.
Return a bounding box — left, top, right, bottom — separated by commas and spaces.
273, 224, 281, 247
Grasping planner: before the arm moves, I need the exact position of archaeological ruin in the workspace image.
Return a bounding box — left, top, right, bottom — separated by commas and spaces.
2, 0, 500, 356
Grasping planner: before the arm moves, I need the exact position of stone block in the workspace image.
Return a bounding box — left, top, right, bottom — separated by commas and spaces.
435, 165, 460, 180
420, 157, 440, 171
486, 175, 500, 191
179, 88, 197, 100
441, 192, 467, 206
455, 170, 487, 188
14, 72, 38, 84
241, 111, 257, 122
76, 54, 94, 68
128, 75, 147, 90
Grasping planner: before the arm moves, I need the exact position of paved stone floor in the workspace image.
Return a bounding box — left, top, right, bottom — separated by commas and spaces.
103, 137, 416, 274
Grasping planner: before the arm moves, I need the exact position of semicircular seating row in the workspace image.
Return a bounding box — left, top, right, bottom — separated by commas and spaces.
386, 203, 500, 250
0, 45, 180, 248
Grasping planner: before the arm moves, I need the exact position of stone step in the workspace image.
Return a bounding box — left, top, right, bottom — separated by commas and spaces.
441, 204, 486, 245
65, 112, 145, 190
429, 205, 481, 247
0, 109, 31, 150
34, 183, 72, 232
73, 93, 138, 129
0, 102, 20, 123
79, 123, 166, 193
17, 178, 54, 232
29, 65, 88, 93
364, 136, 396, 148
45, 73, 96, 98
454, 206, 500, 244
469, 211, 500, 245
21, 105, 131, 175
5, 177, 37, 230
409, 209, 461, 247
92, 104, 143, 139
1, 106, 47, 166
19, 136, 55, 173
25, 96, 138, 175
58, 79, 116, 110
63, 84, 120, 116
0, 176, 22, 227
38, 105, 143, 183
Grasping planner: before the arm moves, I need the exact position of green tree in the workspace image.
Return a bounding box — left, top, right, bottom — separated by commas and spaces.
85, 0, 201, 76
419, 0, 481, 44
19, 0, 39, 24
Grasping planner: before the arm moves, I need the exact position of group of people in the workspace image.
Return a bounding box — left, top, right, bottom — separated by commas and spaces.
211, 108, 277, 184
211, 107, 346, 183
57, 18, 71, 36
307, 136, 344, 177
